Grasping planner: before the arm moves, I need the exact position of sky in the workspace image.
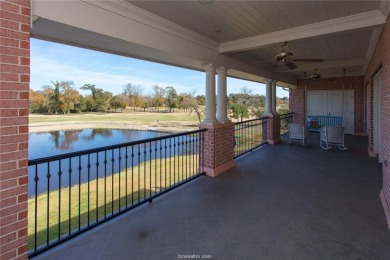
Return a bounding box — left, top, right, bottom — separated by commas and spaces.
31, 39, 289, 98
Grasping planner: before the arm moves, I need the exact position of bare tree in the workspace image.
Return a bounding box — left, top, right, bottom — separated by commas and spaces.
183, 90, 204, 123
152, 85, 166, 112
123, 83, 144, 111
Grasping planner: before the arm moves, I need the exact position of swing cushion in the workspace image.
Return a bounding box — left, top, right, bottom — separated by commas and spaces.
307, 115, 342, 132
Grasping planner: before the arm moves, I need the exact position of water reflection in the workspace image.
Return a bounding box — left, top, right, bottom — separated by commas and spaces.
49, 130, 83, 151
81, 129, 113, 142
29, 129, 167, 160
28, 129, 201, 196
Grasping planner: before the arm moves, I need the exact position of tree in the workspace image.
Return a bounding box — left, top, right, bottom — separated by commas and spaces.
196, 95, 205, 106
229, 103, 249, 121
141, 95, 153, 112
251, 106, 265, 118
81, 84, 111, 112
178, 93, 192, 111
165, 86, 178, 113
95, 90, 112, 113
81, 84, 98, 100
59, 81, 80, 114
85, 95, 96, 112
29, 89, 45, 113
183, 91, 204, 123
251, 94, 266, 118
152, 85, 165, 112
123, 83, 144, 111
48, 81, 63, 114
238, 86, 253, 106
73, 95, 86, 113
111, 94, 128, 112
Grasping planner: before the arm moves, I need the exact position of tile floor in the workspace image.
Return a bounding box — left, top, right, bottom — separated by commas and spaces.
33, 133, 390, 259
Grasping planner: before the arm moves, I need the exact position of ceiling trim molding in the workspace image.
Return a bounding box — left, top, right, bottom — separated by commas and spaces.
379, 0, 390, 19
273, 58, 370, 73
82, 0, 219, 51
219, 10, 386, 53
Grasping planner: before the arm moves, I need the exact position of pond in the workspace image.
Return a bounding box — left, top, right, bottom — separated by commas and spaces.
29, 129, 167, 160
28, 129, 170, 195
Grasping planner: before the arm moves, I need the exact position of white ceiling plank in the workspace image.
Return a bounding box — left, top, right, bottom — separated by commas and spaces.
323, 1, 340, 19
239, 2, 272, 34
219, 10, 386, 53
224, 2, 256, 38
361, 0, 376, 12
299, 1, 329, 24
336, 1, 351, 17
348, 0, 363, 15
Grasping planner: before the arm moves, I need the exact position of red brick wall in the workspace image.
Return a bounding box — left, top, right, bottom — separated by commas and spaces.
0, 0, 30, 259
200, 122, 235, 177
290, 76, 365, 134
266, 115, 280, 144
365, 19, 390, 227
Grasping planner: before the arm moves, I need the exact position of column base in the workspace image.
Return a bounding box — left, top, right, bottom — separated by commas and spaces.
267, 139, 280, 145
204, 160, 235, 177
217, 118, 231, 124
368, 149, 377, 157
200, 120, 220, 126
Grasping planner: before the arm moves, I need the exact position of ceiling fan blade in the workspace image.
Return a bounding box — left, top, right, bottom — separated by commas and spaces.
293, 58, 324, 62
284, 61, 297, 70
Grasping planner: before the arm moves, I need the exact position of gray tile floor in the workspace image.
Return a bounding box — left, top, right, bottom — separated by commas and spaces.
34, 133, 390, 260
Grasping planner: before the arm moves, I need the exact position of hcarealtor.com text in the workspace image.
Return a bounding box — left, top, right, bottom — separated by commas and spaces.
178, 254, 212, 259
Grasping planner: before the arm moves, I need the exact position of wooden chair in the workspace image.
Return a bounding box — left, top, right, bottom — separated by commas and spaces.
288, 123, 309, 146
320, 126, 348, 150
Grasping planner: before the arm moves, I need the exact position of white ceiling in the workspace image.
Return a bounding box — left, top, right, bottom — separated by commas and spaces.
128, 0, 390, 79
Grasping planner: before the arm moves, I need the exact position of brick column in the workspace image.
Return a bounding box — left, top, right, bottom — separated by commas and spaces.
199, 122, 235, 177
0, 0, 30, 259
266, 115, 281, 144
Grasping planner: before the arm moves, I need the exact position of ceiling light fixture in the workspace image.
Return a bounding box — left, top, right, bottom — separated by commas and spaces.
310, 69, 321, 80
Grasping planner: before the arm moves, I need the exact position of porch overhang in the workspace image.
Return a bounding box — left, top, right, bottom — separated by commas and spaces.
31, 0, 297, 87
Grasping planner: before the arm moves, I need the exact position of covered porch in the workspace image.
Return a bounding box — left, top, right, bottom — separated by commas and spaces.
1, 1, 390, 258
34, 133, 390, 259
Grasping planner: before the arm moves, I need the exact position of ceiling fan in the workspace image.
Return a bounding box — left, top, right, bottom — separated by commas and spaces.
274, 41, 324, 70
309, 68, 321, 80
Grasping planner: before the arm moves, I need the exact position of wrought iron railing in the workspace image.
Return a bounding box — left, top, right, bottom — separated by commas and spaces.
280, 112, 294, 136
27, 129, 206, 257
234, 117, 268, 158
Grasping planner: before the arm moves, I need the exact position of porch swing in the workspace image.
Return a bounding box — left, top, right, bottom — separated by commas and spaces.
319, 69, 348, 150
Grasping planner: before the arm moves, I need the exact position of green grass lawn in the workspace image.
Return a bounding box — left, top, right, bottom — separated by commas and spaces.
29, 111, 199, 125
28, 155, 201, 251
